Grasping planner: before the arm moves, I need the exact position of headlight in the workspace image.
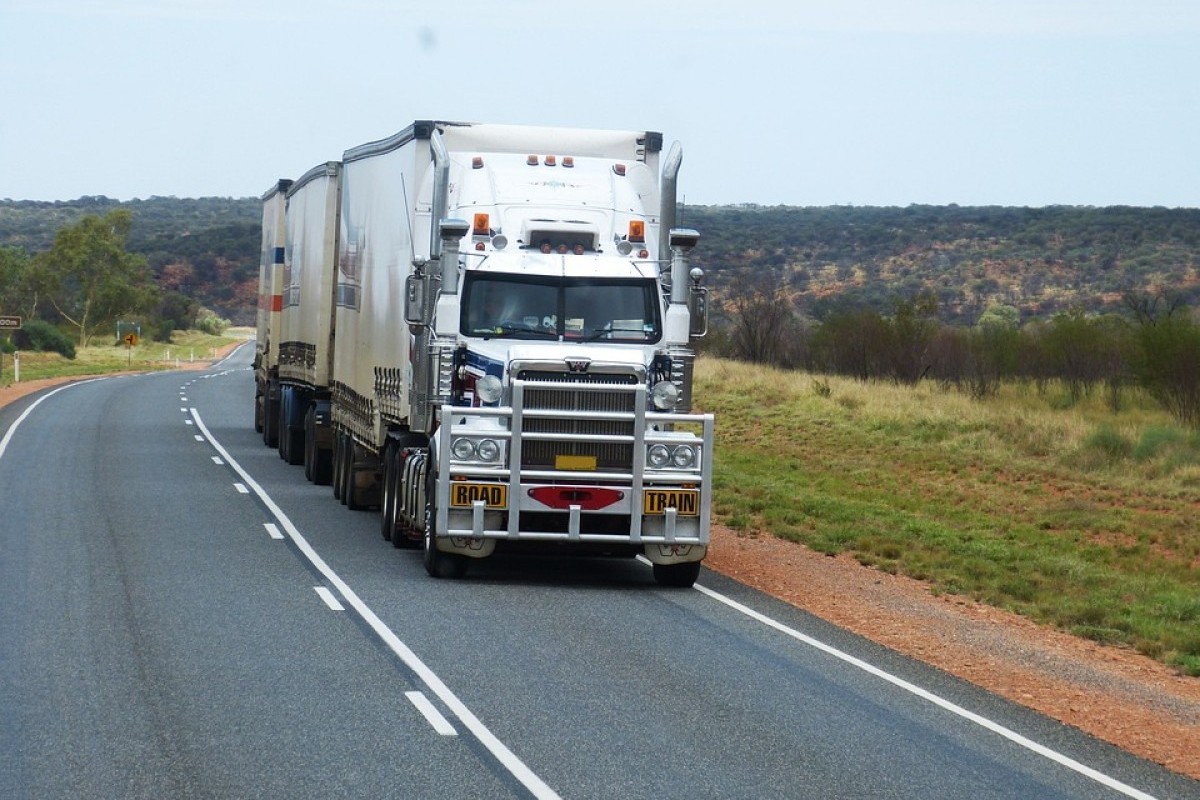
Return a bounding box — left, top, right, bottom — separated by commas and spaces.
671, 445, 697, 469
650, 380, 679, 410
451, 437, 476, 460
647, 444, 671, 468
476, 438, 500, 462
476, 374, 503, 404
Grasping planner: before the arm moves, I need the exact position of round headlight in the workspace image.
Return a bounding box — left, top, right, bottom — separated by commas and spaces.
651, 380, 679, 410
476, 374, 503, 404
476, 438, 500, 462
647, 444, 671, 468
451, 437, 476, 460
671, 445, 697, 469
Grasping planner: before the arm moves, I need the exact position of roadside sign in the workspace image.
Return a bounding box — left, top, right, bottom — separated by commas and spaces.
0, 315, 21, 330
123, 332, 139, 347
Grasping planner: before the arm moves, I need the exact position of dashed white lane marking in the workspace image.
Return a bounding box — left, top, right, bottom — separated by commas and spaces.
212, 456, 224, 465
314, 586, 345, 611
405, 691, 458, 736
233, 483, 249, 494
264, 523, 284, 540
194, 435, 205, 442
190, 407, 560, 800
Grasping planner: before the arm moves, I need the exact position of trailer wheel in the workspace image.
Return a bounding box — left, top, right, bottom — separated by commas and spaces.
309, 409, 332, 486
303, 408, 317, 483
282, 406, 304, 467
276, 394, 289, 461
333, 433, 347, 503
379, 444, 396, 542
262, 388, 279, 448
423, 465, 467, 578
652, 561, 701, 588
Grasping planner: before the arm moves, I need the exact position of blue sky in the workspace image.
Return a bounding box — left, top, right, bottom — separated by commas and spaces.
2, 0, 1198, 207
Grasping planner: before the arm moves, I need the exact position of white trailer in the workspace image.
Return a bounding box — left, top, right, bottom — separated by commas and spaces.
273, 162, 341, 478
253, 178, 291, 445
258, 120, 712, 586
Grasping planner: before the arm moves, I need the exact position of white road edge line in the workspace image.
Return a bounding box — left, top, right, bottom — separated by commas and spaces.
0, 379, 105, 462
688, 578, 1159, 800
314, 586, 345, 611
190, 408, 561, 800
406, 691, 459, 736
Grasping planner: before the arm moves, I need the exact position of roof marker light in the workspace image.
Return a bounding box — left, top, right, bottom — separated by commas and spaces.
527, 155, 538, 166
613, 163, 626, 176
628, 220, 645, 243
563, 156, 574, 168
545, 155, 556, 167
472, 156, 484, 169
472, 213, 490, 236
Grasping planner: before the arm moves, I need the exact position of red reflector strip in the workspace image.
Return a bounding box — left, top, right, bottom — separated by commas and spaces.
528, 487, 623, 511
271, 294, 283, 312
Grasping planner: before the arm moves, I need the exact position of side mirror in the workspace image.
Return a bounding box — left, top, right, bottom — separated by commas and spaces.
688, 266, 707, 338
404, 274, 424, 329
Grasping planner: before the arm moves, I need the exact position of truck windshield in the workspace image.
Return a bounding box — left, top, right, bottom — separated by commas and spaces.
462, 274, 661, 343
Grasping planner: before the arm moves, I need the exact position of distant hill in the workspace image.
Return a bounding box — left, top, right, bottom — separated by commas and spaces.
3, 197, 1199, 326
0, 195, 260, 325
681, 204, 1200, 323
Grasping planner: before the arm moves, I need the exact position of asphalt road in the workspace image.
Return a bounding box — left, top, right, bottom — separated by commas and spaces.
1, 345, 1196, 799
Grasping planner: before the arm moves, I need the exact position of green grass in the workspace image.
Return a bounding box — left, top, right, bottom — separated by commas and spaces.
0, 329, 247, 386
696, 357, 1200, 676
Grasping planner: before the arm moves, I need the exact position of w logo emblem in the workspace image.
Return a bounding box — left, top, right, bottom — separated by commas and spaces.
565, 359, 591, 373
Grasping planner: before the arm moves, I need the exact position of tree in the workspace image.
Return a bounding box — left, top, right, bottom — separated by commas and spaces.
30, 210, 159, 346
725, 272, 801, 367
0, 246, 34, 317
1131, 306, 1200, 428
887, 291, 939, 383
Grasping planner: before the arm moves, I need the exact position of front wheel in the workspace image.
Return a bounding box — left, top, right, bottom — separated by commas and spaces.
653, 561, 701, 588
423, 530, 468, 578
423, 465, 467, 578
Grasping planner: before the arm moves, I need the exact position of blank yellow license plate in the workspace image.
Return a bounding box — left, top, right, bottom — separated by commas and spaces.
450, 482, 508, 508
556, 454, 597, 471
643, 489, 700, 516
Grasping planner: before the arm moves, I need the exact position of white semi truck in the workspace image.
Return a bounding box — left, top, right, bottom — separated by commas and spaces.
255, 121, 712, 586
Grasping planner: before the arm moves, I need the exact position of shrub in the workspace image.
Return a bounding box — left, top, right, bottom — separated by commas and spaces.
13, 320, 76, 359
195, 307, 230, 336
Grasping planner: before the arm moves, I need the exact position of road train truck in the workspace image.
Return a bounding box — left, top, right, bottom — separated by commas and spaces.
255, 121, 712, 586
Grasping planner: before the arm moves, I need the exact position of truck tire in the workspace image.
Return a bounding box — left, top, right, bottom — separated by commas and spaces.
345, 438, 366, 511
283, 415, 304, 467
333, 433, 347, 503
305, 408, 333, 485
380, 444, 396, 542
254, 392, 264, 434
652, 561, 701, 588
262, 390, 279, 448
303, 408, 317, 483
423, 464, 467, 578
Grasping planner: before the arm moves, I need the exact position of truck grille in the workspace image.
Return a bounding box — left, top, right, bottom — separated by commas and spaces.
517, 371, 637, 471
